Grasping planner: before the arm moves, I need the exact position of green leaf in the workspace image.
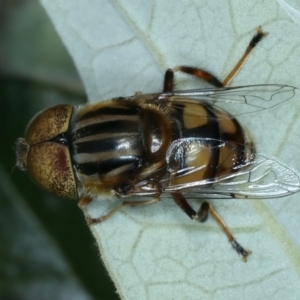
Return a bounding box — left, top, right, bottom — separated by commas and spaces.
41, 1, 300, 299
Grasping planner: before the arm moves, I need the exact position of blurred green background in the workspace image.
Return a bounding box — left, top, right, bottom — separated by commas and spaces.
0, 1, 118, 299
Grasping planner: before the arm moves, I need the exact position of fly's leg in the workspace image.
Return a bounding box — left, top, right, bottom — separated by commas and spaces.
78, 197, 93, 208
163, 27, 267, 92
199, 202, 252, 261
222, 27, 267, 86
171, 192, 251, 261
163, 67, 223, 91
79, 198, 160, 226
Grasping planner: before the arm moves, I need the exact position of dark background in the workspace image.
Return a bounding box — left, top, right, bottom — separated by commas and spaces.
0, 1, 119, 299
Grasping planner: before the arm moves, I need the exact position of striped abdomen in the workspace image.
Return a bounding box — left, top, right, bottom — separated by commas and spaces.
167, 100, 253, 187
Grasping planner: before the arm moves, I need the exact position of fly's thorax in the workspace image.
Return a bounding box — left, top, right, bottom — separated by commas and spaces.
139, 103, 172, 163
71, 99, 172, 195
15, 104, 78, 199
167, 100, 254, 187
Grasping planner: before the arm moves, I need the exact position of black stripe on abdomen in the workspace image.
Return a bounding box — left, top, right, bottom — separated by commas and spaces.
186, 105, 220, 180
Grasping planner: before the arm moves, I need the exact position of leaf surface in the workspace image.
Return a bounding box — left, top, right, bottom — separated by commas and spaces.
41, 1, 300, 299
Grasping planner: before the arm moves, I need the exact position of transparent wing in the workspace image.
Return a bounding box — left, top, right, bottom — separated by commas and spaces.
154, 84, 296, 116
163, 151, 300, 198
129, 85, 299, 199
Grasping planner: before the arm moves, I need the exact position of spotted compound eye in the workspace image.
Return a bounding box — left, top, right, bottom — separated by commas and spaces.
15, 105, 78, 199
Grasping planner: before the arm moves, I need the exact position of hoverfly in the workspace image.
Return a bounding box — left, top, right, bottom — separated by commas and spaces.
15, 27, 300, 261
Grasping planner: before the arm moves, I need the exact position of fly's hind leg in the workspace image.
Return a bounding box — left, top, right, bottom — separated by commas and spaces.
198, 202, 252, 261
79, 197, 160, 226
222, 27, 267, 86
171, 192, 251, 261
163, 67, 223, 92
163, 27, 267, 92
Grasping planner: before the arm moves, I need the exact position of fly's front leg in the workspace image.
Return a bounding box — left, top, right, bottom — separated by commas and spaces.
163, 27, 267, 92
78, 197, 93, 209
171, 192, 251, 261
79, 197, 160, 226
